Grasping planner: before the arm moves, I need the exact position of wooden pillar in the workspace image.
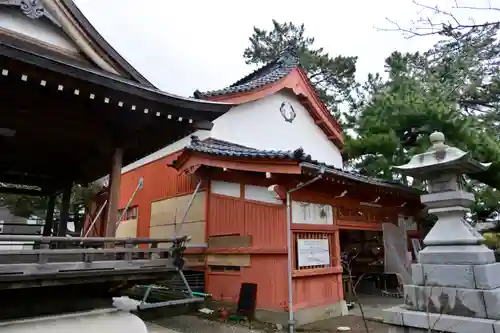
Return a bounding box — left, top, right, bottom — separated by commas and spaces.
105, 148, 123, 237
57, 185, 72, 237
42, 194, 56, 236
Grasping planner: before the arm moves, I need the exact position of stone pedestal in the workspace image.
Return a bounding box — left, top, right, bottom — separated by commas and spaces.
384, 241, 500, 332
384, 132, 496, 333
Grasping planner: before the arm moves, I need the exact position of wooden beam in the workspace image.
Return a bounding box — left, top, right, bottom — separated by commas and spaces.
42, 195, 56, 236
105, 148, 123, 237
0, 172, 53, 188
0, 186, 46, 196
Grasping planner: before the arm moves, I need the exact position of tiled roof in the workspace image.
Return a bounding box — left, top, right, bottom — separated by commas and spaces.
193, 47, 299, 98
181, 136, 418, 193
185, 136, 314, 161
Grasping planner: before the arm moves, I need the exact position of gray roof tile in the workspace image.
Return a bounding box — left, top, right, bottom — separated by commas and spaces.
180, 136, 418, 193
194, 47, 299, 98
185, 136, 313, 161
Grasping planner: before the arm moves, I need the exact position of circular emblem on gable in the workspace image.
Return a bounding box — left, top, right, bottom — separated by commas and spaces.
280, 102, 296, 123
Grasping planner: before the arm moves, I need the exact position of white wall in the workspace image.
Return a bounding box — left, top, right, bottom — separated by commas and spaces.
122, 91, 343, 173
211, 91, 343, 167
121, 130, 210, 174
0, 7, 79, 54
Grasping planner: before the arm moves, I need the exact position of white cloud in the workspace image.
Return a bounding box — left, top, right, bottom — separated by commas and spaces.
75, 0, 494, 96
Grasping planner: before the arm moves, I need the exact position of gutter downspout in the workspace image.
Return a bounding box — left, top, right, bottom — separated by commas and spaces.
284, 169, 325, 333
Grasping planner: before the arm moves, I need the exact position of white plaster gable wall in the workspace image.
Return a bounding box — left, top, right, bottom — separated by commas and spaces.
210, 90, 343, 168
120, 91, 343, 174
0, 7, 79, 54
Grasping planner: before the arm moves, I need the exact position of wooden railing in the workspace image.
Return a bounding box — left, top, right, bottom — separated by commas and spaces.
0, 235, 193, 282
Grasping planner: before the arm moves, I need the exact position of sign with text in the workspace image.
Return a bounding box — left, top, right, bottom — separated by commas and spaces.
297, 239, 330, 267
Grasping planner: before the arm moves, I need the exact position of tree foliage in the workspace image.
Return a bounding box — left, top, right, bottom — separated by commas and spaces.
244, 17, 500, 222
0, 183, 101, 233
243, 19, 358, 124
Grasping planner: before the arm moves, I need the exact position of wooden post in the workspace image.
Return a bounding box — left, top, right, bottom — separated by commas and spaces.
42, 194, 56, 236
57, 186, 72, 237
105, 148, 123, 237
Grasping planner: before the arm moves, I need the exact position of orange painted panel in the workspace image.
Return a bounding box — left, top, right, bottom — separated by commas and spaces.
245, 255, 288, 310
208, 195, 244, 236
206, 272, 242, 301
206, 255, 288, 310
293, 274, 342, 309
118, 151, 200, 238
243, 202, 286, 249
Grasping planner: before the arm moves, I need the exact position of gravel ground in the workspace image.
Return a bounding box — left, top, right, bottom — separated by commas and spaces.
146, 314, 391, 333
299, 315, 390, 332
147, 315, 265, 333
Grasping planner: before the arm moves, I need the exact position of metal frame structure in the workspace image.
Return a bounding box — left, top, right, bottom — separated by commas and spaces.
134, 179, 205, 310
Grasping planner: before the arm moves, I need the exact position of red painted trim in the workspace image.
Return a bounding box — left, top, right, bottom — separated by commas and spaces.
337, 219, 383, 231
149, 189, 207, 205
291, 223, 337, 232
185, 247, 287, 255
173, 154, 302, 175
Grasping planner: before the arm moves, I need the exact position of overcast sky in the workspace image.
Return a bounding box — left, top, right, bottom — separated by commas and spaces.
74, 0, 495, 97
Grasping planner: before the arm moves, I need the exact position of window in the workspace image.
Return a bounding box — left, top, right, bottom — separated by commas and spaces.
117, 206, 138, 221
209, 265, 241, 272
126, 206, 138, 220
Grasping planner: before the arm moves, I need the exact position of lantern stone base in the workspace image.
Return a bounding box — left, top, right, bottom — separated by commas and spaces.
383, 261, 500, 332
383, 305, 499, 333
418, 244, 496, 265
411, 262, 500, 290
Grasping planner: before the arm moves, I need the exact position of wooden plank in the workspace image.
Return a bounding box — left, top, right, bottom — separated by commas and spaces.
207, 235, 252, 248
207, 254, 251, 267
0, 258, 176, 277
184, 254, 205, 266
150, 192, 206, 227
150, 222, 205, 246
0, 235, 189, 244
116, 219, 138, 238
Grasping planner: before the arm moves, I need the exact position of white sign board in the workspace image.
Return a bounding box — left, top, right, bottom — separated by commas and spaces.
297, 239, 330, 267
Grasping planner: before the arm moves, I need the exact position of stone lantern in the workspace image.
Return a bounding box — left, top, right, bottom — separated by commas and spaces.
383, 132, 500, 333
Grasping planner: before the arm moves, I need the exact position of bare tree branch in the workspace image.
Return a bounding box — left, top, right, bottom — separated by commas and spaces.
377, 0, 500, 38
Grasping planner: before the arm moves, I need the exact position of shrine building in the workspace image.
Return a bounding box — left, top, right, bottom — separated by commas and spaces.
116, 49, 423, 324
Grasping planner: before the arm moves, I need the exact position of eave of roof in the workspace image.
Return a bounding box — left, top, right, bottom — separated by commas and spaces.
0, 42, 234, 114
172, 136, 420, 195
60, 0, 155, 87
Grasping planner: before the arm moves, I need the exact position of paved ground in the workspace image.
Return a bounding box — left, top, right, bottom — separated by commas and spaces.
299, 316, 390, 332
147, 322, 180, 333
142, 295, 402, 333
348, 295, 402, 321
